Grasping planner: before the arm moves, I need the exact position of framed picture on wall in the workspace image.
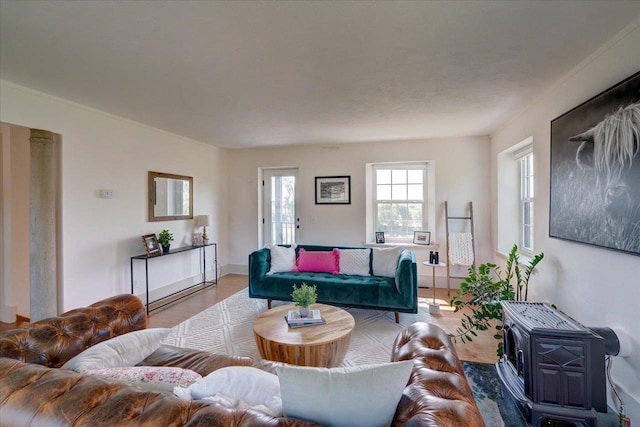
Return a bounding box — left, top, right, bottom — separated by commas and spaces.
141, 234, 161, 257
549, 70, 640, 256
315, 176, 351, 204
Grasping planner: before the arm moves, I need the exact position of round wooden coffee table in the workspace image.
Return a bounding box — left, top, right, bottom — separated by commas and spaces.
253, 303, 355, 368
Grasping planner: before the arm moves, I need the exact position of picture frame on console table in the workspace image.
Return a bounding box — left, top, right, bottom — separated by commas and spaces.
549, 70, 640, 256
141, 233, 161, 257
315, 176, 351, 205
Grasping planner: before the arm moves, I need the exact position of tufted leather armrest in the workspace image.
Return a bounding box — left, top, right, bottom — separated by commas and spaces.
0, 294, 147, 367
252, 357, 286, 374
0, 357, 319, 427
390, 322, 485, 427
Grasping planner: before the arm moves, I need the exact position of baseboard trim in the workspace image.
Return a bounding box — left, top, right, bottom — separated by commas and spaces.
223, 264, 248, 275
0, 305, 18, 323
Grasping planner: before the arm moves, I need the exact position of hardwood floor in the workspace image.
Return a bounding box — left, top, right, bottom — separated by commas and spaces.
1, 274, 499, 364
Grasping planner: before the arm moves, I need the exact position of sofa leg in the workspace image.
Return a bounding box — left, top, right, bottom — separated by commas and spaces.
395, 312, 399, 323
267, 300, 272, 309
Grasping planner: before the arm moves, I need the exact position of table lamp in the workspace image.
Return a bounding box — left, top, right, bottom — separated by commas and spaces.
196, 215, 210, 244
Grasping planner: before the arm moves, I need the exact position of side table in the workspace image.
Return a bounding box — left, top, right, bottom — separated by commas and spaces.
422, 261, 446, 314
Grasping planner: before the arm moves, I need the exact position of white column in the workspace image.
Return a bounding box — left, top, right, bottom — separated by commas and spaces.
0, 126, 17, 322
29, 129, 58, 321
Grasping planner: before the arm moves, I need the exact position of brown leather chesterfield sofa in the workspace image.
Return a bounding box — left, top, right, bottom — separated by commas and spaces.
0, 294, 484, 426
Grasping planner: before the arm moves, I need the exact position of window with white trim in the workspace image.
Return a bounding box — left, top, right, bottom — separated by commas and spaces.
497, 137, 534, 254
372, 163, 428, 243
516, 147, 534, 251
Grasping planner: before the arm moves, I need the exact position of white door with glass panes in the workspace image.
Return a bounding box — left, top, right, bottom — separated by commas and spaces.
263, 169, 298, 246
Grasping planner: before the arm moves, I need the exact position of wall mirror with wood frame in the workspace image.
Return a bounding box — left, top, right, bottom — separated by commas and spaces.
148, 171, 193, 222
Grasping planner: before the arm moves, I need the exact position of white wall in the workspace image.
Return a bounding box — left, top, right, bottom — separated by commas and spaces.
0, 82, 228, 312
227, 136, 491, 285
490, 19, 640, 420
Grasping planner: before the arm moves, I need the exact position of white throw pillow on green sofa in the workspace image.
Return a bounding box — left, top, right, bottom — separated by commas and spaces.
372, 246, 403, 278
338, 248, 371, 275
267, 244, 297, 274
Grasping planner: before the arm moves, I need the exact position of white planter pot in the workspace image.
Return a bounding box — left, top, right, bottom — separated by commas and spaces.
299, 306, 310, 318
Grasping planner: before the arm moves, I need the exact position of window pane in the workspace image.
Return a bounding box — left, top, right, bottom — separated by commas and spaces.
377, 184, 391, 200
400, 203, 409, 221
408, 203, 423, 221
522, 201, 533, 250
523, 224, 533, 250
523, 201, 531, 226
377, 169, 391, 184
407, 170, 423, 184
520, 158, 527, 198
407, 184, 423, 200
391, 184, 407, 200
392, 169, 407, 184
528, 170, 534, 198
377, 203, 393, 221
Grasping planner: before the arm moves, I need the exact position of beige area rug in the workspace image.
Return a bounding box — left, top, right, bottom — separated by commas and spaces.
162, 289, 431, 367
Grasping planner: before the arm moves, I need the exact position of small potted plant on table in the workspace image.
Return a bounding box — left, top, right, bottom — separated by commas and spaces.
158, 229, 174, 254
291, 283, 317, 318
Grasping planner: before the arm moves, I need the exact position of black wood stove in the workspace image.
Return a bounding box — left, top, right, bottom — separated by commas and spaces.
496, 301, 608, 427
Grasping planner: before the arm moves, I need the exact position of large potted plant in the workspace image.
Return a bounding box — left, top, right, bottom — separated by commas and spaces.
449, 244, 544, 357
291, 283, 317, 317
158, 229, 174, 254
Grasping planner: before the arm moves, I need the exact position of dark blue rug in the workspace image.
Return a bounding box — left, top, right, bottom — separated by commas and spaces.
463, 361, 528, 427
463, 362, 620, 427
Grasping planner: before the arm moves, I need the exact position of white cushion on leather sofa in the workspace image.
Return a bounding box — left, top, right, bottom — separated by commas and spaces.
277, 361, 413, 427
61, 328, 171, 372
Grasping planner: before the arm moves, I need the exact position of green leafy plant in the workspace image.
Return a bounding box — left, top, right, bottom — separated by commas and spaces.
157, 229, 174, 247
291, 283, 317, 307
449, 244, 544, 357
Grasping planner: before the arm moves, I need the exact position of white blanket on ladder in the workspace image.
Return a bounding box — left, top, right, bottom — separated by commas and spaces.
448, 233, 474, 266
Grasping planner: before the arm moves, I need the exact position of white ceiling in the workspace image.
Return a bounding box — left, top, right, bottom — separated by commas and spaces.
2, 1, 640, 149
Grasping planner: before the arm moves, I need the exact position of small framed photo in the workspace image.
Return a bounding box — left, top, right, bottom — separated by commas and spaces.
315, 176, 351, 204
375, 231, 385, 244
192, 233, 203, 247
141, 233, 161, 257
413, 231, 431, 245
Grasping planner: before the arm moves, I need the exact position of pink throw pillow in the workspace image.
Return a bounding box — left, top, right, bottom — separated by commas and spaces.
84, 366, 202, 388
295, 248, 340, 274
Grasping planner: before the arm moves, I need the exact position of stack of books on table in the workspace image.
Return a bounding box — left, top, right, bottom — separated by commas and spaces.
285, 309, 326, 328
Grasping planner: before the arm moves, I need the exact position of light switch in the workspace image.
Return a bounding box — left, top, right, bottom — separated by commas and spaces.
100, 189, 114, 199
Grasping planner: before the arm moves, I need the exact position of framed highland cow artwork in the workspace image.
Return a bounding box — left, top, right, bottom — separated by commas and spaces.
550, 71, 640, 256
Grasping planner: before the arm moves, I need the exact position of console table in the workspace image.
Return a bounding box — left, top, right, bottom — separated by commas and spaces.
130, 243, 217, 314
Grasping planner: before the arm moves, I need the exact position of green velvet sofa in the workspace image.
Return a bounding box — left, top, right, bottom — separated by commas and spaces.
248, 244, 418, 322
